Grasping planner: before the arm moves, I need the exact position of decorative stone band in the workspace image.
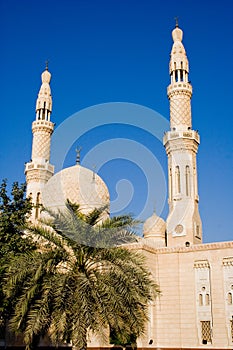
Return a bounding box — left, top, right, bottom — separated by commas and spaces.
126, 241, 233, 255
167, 84, 192, 99
222, 257, 233, 266
25, 161, 54, 172
32, 120, 54, 134
194, 260, 210, 269
163, 130, 200, 144
164, 136, 199, 154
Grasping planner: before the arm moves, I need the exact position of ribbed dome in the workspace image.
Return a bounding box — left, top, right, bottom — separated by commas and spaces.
143, 212, 166, 242
41, 164, 110, 216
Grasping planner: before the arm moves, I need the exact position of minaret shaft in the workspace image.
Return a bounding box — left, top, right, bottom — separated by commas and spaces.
168, 86, 192, 130
31, 121, 54, 161
25, 67, 54, 220
163, 25, 202, 247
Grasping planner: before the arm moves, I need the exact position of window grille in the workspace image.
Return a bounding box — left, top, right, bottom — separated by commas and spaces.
201, 321, 211, 343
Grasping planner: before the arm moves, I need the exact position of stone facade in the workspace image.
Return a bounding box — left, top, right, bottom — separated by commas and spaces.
136, 241, 233, 349
22, 24, 233, 349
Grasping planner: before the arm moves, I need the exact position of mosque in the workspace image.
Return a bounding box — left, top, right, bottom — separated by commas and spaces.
22, 24, 233, 349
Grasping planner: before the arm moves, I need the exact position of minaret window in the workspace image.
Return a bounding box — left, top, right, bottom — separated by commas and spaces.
185, 165, 190, 196
227, 292, 233, 304
175, 166, 181, 193
195, 224, 201, 238
180, 70, 183, 81
169, 167, 173, 199
41, 102, 46, 120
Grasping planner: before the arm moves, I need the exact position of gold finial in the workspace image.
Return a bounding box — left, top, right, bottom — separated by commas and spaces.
45, 60, 49, 71
174, 16, 179, 28
92, 164, 96, 181
153, 202, 157, 214
75, 146, 82, 164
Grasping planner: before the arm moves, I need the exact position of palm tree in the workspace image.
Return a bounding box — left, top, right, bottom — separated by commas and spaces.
3, 204, 159, 350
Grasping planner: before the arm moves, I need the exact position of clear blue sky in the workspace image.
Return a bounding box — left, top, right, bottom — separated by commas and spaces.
0, 0, 232, 243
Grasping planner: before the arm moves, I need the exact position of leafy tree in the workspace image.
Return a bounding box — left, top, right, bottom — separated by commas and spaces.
0, 179, 33, 255
0, 180, 34, 340
3, 204, 159, 350
110, 327, 137, 349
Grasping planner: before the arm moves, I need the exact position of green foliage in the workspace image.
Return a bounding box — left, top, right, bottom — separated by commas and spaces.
110, 327, 137, 348
0, 179, 34, 328
3, 204, 160, 350
0, 179, 33, 256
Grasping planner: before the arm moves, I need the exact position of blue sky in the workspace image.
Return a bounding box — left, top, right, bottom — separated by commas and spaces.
0, 0, 232, 243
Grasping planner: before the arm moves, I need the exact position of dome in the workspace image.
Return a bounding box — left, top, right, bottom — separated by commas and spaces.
41, 164, 110, 216
143, 212, 166, 245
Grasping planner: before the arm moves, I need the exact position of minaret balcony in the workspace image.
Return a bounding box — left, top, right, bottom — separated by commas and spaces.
32, 120, 54, 135
25, 160, 54, 174
167, 82, 192, 95
163, 130, 200, 145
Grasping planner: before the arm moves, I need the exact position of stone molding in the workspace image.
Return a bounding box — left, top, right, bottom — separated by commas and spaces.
167, 83, 192, 97
223, 257, 233, 266
168, 88, 192, 98
193, 260, 210, 268
32, 120, 54, 134
126, 240, 233, 255
164, 137, 199, 154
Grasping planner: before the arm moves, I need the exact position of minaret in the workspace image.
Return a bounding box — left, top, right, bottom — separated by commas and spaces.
163, 23, 202, 246
25, 64, 54, 220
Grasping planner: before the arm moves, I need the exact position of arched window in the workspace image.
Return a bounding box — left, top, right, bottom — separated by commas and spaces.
228, 292, 233, 305
185, 165, 190, 196
196, 224, 200, 238
175, 166, 181, 193
205, 294, 210, 305
180, 70, 183, 81
199, 287, 211, 306
169, 168, 173, 199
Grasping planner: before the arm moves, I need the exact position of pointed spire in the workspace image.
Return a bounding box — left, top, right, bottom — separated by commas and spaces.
35, 65, 52, 121
169, 23, 189, 79
175, 16, 179, 28
167, 24, 192, 130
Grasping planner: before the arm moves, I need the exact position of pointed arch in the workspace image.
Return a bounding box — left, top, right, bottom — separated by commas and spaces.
185, 165, 190, 196
175, 166, 181, 193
